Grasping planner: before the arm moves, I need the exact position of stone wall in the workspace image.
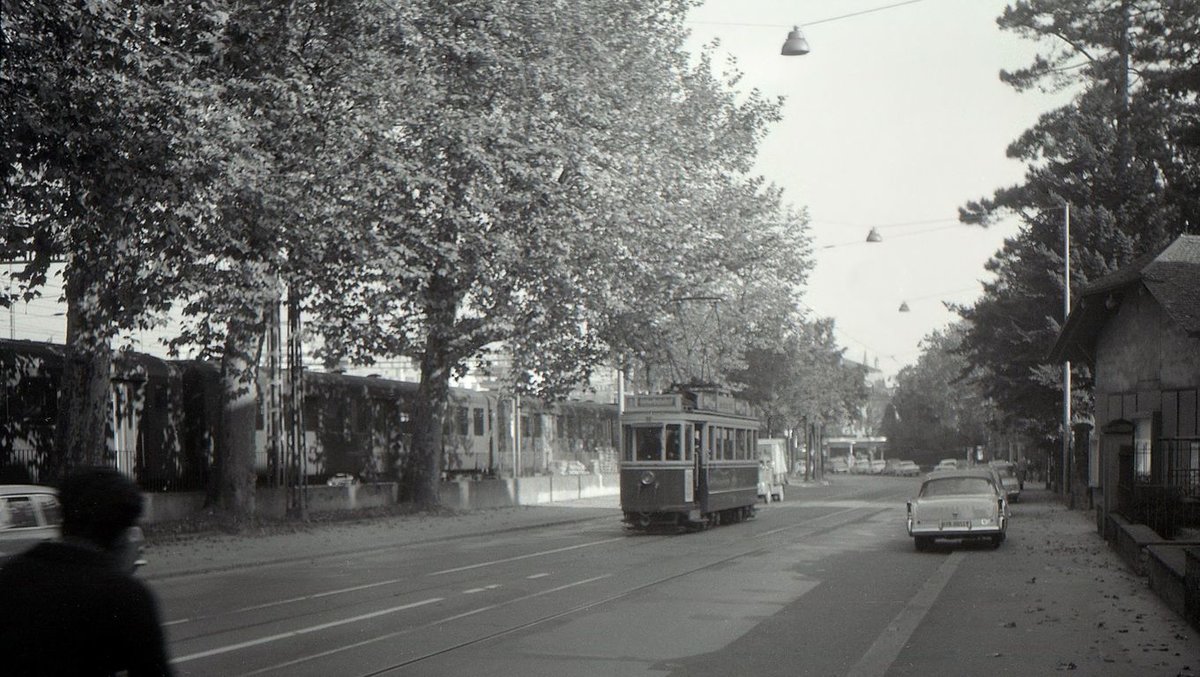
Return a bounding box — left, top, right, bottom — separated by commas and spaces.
141, 474, 616, 524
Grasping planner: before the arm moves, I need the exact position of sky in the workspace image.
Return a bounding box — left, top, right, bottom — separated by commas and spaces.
686, 0, 1073, 377
6, 0, 1072, 382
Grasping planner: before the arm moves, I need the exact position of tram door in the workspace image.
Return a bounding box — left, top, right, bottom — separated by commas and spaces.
691, 422, 705, 504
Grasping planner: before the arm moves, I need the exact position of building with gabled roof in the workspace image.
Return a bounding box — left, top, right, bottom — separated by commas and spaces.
1050, 234, 1200, 534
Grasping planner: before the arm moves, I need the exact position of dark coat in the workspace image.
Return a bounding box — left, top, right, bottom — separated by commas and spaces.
0, 541, 173, 677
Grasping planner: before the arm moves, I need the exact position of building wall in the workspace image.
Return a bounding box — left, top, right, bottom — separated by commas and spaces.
1094, 286, 1200, 395
1092, 286, 1200, 517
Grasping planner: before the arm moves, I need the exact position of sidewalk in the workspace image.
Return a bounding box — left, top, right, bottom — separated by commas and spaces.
140, 496, 622, 580
946, 484, 1200, 674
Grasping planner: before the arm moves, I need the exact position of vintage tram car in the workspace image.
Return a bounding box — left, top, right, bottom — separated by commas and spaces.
620, 388, 761, 531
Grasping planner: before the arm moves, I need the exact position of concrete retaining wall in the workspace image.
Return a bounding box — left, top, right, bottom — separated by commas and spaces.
1147, 545, 1189, 617
1187, 549, 1200, 631
1104, 511, 1200, 632
142, 474, 616, 525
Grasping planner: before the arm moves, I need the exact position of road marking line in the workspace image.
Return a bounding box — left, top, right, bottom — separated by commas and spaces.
428, 537, 623, 576
462, 584, 501, 594
171, 597, 443, 664
165, 577, 408, 626
527, 572, 550, 579
237, 575, 611, 676
845, 551, 966, 677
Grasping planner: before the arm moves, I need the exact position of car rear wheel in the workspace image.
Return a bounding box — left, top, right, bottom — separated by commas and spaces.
989, 534, 1004, 549
914, 536, 933, 551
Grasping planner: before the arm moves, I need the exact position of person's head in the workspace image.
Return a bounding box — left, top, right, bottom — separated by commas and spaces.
58, 466, 144, 551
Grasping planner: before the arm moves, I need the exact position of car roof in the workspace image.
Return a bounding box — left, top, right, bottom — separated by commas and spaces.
0, 485, 57, 495
924, 468, 998, 481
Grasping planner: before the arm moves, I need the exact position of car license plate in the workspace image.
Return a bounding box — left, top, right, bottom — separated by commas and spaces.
941, 520, 970, 529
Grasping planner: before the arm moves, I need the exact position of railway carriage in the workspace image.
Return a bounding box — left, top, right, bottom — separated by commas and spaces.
620, 388, 761, 531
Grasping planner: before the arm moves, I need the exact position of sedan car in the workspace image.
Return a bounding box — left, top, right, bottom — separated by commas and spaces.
989, 461, 1022, 502
0, 485, 61, 565
906, 469, 1007, 550
896, 460, 921, 477
1, 484, 146, 572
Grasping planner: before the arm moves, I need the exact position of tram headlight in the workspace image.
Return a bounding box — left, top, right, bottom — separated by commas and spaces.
639, 470, 657, 486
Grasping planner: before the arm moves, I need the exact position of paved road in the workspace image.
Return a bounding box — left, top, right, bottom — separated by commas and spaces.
144, 476, 1200, 676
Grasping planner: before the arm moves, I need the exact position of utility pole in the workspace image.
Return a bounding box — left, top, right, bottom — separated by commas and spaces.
286, 292, 306, 519
1062, 203, 1071, 497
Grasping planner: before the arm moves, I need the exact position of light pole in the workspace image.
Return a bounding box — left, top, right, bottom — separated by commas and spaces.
1061, 203, 1071, 496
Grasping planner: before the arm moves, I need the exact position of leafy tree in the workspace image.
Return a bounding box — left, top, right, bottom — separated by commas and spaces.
2, 1, 212, 480
735, 315, 869, 475
882, 325, 995, 466
307, 0, 800, 507
162, 0, 401, 519
957, 0, 1200, 443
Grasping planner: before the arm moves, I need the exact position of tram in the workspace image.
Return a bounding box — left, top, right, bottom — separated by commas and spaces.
619, 387, 761, 531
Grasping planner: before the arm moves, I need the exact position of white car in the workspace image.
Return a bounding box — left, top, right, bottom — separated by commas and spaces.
933, 459, 959, 472
988, 461, 1023, 502
0, 484, 146, 572
907, 469, 1007, 550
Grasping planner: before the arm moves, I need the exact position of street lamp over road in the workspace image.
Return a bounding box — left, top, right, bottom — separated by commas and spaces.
781, 27, 810, 55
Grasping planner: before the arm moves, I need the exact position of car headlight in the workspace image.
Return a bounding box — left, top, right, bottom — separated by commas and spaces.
979, 517, 992, 526
640, 470, 656, 486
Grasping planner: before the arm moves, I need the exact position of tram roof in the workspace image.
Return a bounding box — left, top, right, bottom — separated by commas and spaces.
622, 392, 756, 418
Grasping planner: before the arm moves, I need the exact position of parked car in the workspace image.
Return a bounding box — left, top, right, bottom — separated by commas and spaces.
326, 473, 359, 487
933, 459, 959, 472
828, 459, 849, 474
896, 460, 921, 477
869, 459, 887, 474
988, 461, 1022, 502
0, 484, 146, 572
906, 468, 1008, 551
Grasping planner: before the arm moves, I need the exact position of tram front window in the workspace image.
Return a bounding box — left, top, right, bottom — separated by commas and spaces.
632, 426, 662, 461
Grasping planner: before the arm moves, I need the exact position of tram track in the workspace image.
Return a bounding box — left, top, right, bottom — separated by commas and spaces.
231, 502, 885, 676
167, 520, 672, 648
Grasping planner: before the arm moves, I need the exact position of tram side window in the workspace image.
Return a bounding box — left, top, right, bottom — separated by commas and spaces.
724, 429, 733, 459
664, 424, 681, 461
736, 429, 746, 459
473, 408, 485, 436
632, 426, 663, 461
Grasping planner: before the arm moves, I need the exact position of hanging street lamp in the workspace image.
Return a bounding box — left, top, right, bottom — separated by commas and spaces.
781, 26, 811, 55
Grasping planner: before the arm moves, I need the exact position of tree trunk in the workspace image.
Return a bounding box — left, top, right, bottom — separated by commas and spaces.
402, 337, 452, 508
50, 278, 113, 484
217, 315, 265, 522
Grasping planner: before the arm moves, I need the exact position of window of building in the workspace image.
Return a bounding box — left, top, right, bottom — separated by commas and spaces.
1134, 416, 1153, 482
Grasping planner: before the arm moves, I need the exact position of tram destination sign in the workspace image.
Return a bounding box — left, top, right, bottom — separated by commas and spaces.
623, 394, 682, 412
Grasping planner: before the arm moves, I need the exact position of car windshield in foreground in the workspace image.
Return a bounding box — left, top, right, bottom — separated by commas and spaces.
919, 477, 995, 497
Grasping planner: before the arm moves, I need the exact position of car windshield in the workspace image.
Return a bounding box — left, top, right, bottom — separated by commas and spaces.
919, 477, 995, 497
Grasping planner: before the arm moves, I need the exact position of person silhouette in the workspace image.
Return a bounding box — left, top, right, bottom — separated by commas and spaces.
0, 466, 172, 676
